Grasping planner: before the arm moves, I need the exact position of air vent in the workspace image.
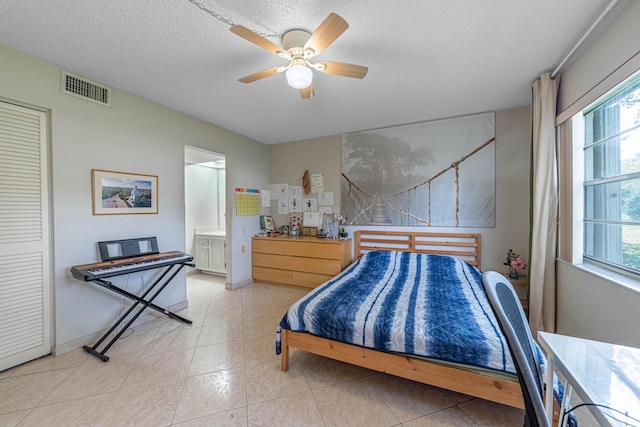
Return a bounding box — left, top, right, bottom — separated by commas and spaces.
60, 71, 111, 107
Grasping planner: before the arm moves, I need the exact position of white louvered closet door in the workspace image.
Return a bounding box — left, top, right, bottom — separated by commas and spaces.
0, 101, 51, 371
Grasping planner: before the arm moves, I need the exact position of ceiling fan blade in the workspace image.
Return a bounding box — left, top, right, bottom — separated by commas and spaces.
238, 67, 281, 83
300, 85, 315, 99
304, 13, 348, 56
317, 61, 368, 79
230, 25, 287, 57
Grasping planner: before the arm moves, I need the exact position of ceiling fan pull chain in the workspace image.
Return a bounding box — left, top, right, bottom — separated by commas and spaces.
186, 0, 281, 39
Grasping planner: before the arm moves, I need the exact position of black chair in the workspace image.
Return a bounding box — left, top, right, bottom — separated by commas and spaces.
482, 271, 550, 427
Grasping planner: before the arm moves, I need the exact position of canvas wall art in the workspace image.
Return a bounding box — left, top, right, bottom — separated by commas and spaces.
341, 112, 495, 227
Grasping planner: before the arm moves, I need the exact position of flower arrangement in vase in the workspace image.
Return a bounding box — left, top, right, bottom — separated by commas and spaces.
335, 213, 348, 238
504, 249, 527, 279
289, 213, 302, 237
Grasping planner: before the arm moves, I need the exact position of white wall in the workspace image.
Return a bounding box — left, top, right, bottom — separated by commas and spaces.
0, 44, 269, 353
554, 0, 640, 346
268, 135, 343, 229
269, 107, 532, 273
557, 261, 640, 347
557, 0, 640, 121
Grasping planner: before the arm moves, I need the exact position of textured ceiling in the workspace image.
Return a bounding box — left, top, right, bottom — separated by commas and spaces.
0, 0, 625, 144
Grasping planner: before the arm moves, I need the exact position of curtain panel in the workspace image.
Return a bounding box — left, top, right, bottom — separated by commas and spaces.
530, 73, 560, 333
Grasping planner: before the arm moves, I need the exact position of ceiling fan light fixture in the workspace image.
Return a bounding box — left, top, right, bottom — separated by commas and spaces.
286, 65, 313, 89
231, 13, 366, 98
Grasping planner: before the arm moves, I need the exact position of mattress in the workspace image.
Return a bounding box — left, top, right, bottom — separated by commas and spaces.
277, 250, 516, 375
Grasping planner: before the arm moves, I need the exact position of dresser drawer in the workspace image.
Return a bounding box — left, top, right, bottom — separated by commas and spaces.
253, 239, 292, 256
293, 257, 341, 275
293, 241, 342, 259
253, 253, 291, 270
253, 266, 292, 285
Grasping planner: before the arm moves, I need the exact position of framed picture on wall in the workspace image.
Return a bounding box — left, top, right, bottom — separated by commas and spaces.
92, 169, 158, 215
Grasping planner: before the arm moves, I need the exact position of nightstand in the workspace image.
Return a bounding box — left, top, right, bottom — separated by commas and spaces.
508, 276, 529, 317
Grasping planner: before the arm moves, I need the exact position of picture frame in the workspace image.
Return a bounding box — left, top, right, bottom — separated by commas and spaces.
302, 226, 318, 237
92, 169, 158, 215
303, 211, 321, 227
260, 215, 275, 231
322, 212, 341, 238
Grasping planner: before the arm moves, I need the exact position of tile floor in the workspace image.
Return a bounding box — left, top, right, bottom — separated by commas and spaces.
0, 273, 529, 426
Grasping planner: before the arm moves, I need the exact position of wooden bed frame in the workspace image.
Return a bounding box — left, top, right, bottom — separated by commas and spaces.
354, 229, 482, 269
280, 230, 525, 409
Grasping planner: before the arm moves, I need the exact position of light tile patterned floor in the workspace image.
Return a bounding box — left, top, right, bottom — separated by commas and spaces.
0, 273, 527, 426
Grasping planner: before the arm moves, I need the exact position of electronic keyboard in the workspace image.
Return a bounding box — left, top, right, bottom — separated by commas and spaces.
71, 251, 193, 281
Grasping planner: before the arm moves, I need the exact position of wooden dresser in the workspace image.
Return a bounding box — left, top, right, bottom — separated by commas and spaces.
252, 236, 352, 288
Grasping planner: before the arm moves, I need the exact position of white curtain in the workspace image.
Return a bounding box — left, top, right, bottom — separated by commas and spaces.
530, 73, 560, 333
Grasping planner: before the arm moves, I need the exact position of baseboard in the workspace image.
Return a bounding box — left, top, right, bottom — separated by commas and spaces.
52, 299, 189, 356
226, 277, 252, 290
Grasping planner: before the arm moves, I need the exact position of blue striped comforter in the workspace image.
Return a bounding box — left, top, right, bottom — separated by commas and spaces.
277, 250, 516, 375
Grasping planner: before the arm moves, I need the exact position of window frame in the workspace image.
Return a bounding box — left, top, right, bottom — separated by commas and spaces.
580, 71, 640, 278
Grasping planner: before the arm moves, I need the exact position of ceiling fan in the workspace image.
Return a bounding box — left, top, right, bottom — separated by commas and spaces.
230, 13, 368, 99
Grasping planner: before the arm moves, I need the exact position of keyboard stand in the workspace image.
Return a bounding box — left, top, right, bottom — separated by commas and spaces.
82, 261, 194, 362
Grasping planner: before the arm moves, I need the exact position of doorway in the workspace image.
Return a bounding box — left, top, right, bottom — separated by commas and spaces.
184, 146, 227, 279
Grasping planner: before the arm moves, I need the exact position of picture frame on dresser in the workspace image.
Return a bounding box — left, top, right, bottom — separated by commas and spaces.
302, 226, 318, 237
260, 215, 275, 231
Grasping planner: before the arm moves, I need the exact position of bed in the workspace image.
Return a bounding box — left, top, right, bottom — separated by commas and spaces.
277, 230, 525, 409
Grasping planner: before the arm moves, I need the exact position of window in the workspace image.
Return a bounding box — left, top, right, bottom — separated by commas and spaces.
583, 72, 640, 275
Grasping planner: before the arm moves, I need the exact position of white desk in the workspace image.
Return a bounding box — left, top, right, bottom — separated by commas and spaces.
538, 331, 640, 427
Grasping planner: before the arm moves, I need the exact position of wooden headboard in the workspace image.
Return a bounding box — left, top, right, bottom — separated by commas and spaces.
354, 230, 482, 269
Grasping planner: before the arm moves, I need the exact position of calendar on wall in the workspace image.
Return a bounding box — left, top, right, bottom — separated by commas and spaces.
235, 188, 261, 216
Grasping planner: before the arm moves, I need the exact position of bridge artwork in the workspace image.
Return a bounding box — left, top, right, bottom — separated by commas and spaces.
341, 112, 496, 228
